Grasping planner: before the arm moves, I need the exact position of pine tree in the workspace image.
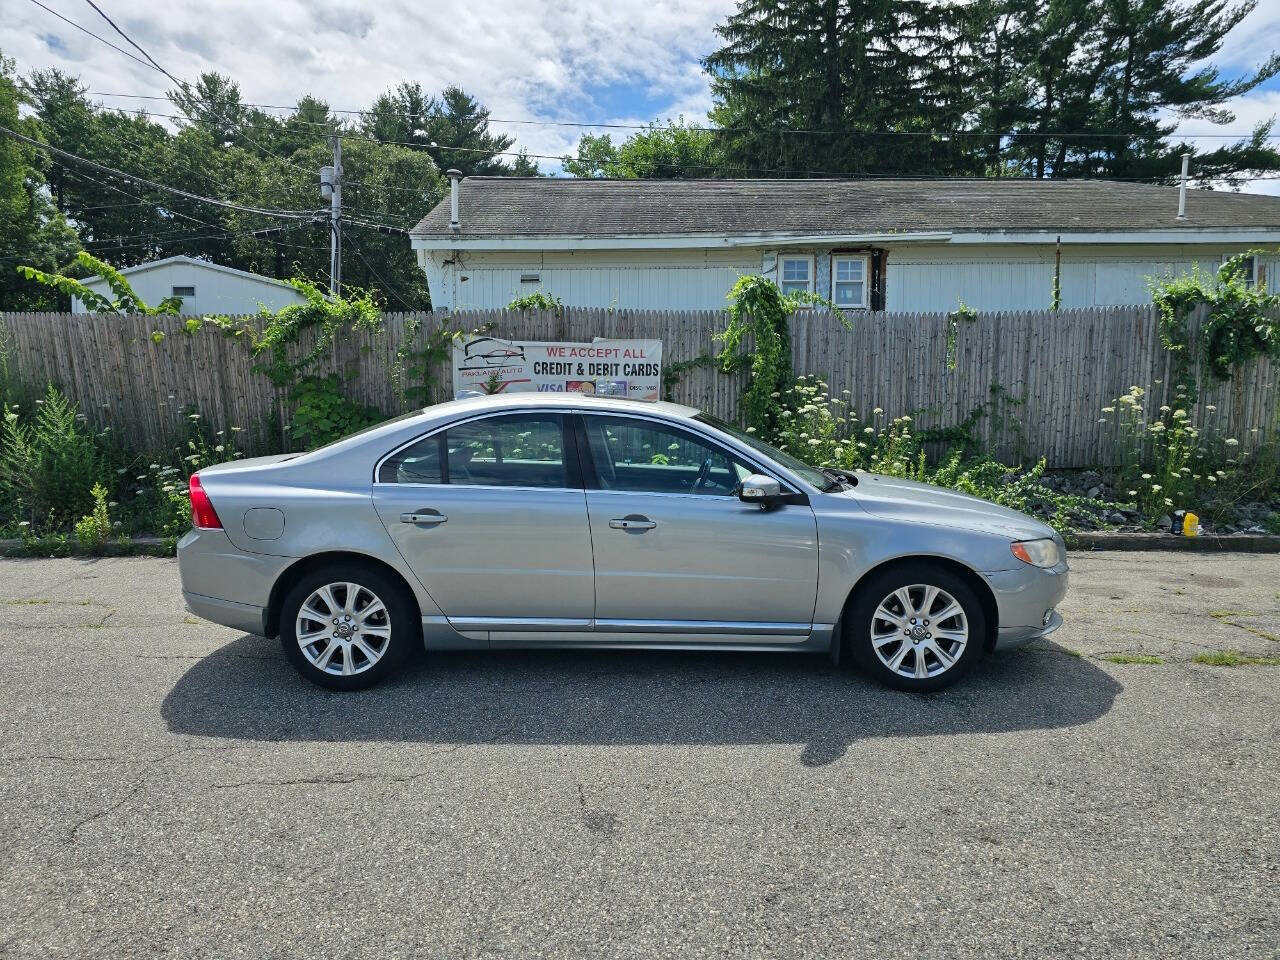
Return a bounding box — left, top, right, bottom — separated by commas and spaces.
704, 0, 982, 177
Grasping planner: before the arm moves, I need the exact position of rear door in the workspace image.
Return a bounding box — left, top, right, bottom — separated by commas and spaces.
577, 412, 819, 641
372, 411, 595, 634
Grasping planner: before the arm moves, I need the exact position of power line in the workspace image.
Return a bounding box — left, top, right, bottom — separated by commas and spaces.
83, 91, 1280, 140
0, 123, 318, 220
79, 0, 186, 91
25, 0, 327, 191
76, 107, 1214, 181
345, 233, 419, 311
25, 1, 153, 71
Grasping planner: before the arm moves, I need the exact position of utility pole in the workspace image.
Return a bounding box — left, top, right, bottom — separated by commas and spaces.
320, 136, 342, 295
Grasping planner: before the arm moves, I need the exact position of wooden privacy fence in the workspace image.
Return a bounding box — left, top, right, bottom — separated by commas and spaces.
0, 305, 1274, 468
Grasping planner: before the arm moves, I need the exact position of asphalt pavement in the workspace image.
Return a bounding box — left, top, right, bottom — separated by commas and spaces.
0, 552, 1276, 959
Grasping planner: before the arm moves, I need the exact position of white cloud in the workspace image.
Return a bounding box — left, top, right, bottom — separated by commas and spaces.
7, 0, 1279, 190
7, 0, 735, 169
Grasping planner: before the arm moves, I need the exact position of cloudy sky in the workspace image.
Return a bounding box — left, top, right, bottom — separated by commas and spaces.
7, 0, 1280, 189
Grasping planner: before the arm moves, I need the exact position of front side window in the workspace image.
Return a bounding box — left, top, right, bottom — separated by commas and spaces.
832, 256, 868, 308
779, 256, 813, 297
695, 413, 827, 490
379, 414, 567, 488
583, 415, 754, 496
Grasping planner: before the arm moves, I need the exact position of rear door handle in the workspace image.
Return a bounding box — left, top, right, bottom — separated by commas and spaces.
609, 517, 657, 530
400, 511, 447, 525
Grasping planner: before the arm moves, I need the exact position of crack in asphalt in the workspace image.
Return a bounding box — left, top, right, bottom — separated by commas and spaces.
208, 730, 516, 791
57, 742, 264, 844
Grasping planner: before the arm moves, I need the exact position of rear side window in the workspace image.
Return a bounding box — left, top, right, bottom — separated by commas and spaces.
379, 413, 568, 488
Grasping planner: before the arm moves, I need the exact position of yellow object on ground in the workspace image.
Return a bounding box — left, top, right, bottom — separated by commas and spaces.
1183, 512, 1200, 536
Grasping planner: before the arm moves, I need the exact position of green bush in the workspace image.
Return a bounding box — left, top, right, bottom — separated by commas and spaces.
0, 384, 109, 531
288, 376, 384, 450
73, 483, 113, 549
760, 375, 1112, 534
1097, 382, 1276, 526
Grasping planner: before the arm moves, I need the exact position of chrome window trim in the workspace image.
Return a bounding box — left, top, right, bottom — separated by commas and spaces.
373, 405, 813, 494
575, 409, 800, 496
373, 408, 575, 490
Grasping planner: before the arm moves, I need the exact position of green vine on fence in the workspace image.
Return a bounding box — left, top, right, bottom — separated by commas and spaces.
715, 274, 847, 433
945, 300, 978, 371
17, 251, 182, 316
507, 291, 564, 316
661, 353, 716, 400
1152, 250, 1280, 395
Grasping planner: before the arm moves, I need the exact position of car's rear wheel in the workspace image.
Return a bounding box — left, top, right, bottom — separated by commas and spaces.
847, 563, 986, 692
280, 564, 417, 690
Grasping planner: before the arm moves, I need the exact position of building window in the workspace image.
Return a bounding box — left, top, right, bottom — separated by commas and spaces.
172, 285, 195, 298
832, 256, 869, 308
779, 256, 814, 297
1221, 254, 1256, 288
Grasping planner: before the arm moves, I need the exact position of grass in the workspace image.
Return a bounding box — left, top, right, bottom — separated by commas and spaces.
6, 597, 50, 605
1104, 653, 1165, 665
1208, 610, 1280, 644
1192, 650, 1280, 667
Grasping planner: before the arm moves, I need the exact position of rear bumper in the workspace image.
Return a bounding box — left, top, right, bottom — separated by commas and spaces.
177, 527, 291, 636
183, 590, 267, 636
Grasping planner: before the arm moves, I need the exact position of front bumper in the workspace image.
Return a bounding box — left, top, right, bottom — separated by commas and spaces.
994, 608, 1063, 651
983, 560, 1069, 652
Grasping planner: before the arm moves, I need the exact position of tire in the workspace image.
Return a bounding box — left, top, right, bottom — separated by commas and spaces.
280, 563, 418, 691
846, 562, 986, 692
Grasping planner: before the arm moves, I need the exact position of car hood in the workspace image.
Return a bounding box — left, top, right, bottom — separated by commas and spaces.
834, 472, 1057, 540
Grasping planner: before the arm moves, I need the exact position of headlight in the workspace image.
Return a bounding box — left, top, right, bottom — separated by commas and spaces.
1011, 538, 1061, 568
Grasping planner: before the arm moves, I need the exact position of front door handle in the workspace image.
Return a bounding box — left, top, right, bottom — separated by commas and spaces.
400, 511, 447, 525
609, 516, 657, 530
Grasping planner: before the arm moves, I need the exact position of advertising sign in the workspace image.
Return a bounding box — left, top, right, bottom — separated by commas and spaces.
452, 336, 663, 401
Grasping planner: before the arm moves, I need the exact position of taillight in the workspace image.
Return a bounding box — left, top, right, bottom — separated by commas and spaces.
189, 473, 223, 530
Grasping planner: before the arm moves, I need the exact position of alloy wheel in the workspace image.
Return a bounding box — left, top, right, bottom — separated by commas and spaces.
295, 581, 392, 677
870, 583, 969, 680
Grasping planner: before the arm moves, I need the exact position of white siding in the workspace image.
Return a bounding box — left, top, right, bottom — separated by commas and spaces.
422, 243, 1278, 313
431, 249, 760, 310
885, 243, 1268, 312
74, 260, 308, 315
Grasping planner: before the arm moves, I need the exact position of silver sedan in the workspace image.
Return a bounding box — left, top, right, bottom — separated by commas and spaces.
178, 393, 1068, 692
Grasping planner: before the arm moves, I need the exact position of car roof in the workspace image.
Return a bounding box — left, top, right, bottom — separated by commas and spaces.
428, 392, 700, 420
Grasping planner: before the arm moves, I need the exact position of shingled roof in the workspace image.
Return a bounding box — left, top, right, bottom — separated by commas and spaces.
411, 177, 1280, 240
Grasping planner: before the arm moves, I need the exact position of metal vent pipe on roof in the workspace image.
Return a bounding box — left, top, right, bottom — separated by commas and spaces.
1177, 153, 1189, 221
447, 168, 462, 233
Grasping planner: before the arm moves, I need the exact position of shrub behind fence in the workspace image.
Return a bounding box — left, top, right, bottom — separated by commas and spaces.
0, 304, 1273, 468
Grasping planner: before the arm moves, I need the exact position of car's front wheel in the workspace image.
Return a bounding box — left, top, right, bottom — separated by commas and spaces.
847, 563, 986, 692
280, 564, 417, 690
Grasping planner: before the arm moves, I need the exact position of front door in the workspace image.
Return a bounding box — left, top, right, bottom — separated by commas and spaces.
372, 412, 594, 634
577, 413, 819, 641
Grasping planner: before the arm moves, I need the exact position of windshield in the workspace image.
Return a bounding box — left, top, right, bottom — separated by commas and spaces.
695, 413, 829, 489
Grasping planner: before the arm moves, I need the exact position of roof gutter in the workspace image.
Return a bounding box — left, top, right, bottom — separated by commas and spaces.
412, 227, 1280, 252
411, 231, 953, 252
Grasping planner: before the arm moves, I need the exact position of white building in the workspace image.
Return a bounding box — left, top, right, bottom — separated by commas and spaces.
411, 176, 1279, 313
72, 255, 309, 315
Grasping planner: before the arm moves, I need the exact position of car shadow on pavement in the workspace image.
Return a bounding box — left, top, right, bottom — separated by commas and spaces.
162, 635, 1121, 766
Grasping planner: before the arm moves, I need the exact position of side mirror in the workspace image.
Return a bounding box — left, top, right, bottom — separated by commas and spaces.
737, 474, 783, 508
